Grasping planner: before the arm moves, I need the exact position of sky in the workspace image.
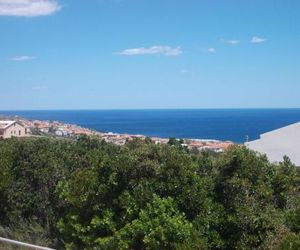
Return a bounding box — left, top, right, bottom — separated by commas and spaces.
0, 0, 299, 110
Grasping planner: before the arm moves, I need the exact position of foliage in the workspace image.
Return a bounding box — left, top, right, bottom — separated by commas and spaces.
0, 219, 52, 249
0, 137, 300, 249
115, 195, 196, 249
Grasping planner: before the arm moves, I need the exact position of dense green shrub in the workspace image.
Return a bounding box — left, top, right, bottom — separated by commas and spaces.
0, 136, 300, 249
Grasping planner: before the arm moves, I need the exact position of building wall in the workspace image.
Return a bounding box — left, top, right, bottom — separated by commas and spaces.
1, 123, 27, 139
246, 122, 300, 166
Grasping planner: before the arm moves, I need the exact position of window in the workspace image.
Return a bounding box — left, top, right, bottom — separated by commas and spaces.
19, 130, 21, 136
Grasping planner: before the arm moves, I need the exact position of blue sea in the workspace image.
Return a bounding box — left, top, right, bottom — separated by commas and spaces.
1, 109, 300, 143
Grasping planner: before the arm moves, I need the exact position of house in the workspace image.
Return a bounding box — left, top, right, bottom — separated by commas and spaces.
245, 122, 300, 166
0, 121, 28, 139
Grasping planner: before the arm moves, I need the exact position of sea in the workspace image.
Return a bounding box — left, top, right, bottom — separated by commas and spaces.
1, 109, 300, 143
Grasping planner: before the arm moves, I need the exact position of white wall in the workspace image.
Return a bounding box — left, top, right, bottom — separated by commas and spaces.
246, 122, 300, 166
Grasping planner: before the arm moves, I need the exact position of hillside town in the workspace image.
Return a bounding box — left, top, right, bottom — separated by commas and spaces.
0, 115, 234, 153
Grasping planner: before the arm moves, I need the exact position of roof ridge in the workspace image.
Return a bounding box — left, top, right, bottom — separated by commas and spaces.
261, 121, 300, 137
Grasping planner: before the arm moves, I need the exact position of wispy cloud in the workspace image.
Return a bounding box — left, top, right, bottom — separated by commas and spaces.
32, 85, 48, 90
117, 45, 182, 56
9, 55, 36, 61
207, 48, 216, 53
251, 36, 267, 43
0, 0, 61, 17
221, 39, 240, 45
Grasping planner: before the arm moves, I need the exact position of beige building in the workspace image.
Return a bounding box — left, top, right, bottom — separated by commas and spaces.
0, 121, 28, 139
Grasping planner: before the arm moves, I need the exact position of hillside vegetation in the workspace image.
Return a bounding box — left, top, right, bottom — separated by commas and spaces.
1, 136, 300, 249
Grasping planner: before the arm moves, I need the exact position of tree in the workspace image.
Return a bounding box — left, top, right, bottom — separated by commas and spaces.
1, 137, 300, 249
116, 195, 197, 250
215, 146, 290, 249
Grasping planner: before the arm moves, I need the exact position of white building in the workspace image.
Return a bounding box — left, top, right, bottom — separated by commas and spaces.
0, 121, 28, 139
245, 122, 300, 166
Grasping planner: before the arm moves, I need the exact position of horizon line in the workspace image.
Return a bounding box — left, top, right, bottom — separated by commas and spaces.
1, 107, 300, 112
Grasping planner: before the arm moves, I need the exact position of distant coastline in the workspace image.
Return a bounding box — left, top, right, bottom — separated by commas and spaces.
0, 113, 234, 153
1, 109, 300, 143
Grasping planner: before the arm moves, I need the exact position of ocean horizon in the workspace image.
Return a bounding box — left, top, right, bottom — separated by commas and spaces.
1, 108, 300, 143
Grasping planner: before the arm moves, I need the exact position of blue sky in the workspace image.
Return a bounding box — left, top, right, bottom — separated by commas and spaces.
0, 0, 299, 110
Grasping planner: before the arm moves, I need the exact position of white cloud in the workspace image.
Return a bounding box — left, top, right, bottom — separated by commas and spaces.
0, 0, 61, 17
207, 48, 216, 53
221, 39, 240, 45
9, 55, 36, 61
32, 85, 48, 90
251, 36, 267, 43
117, 45, 182, 56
